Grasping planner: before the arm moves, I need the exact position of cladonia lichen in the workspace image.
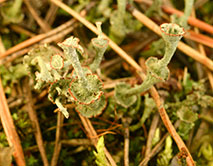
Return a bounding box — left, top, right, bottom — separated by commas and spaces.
114, 23, 185, 108
24, 22, 108, 118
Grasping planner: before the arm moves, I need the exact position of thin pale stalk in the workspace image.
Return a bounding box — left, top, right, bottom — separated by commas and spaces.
23, 78, 49, 166
51, 112, 64, 166
23, 0, 51, 32
144, 113, 159, 157
123, 118, 130, 166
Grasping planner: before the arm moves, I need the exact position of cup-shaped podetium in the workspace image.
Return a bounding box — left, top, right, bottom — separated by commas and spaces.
90, 22, 109, 72
159, 23, 185, 67
50, 54, 64, 70
68, 67, 104, 105
75, 95, 107, 118
68, 67, 106, 117
58, 36, 87, 85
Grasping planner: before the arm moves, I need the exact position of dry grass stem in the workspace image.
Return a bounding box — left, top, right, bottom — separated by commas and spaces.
23, 78, 49, 166
144, 113, 159, 157
51, 112, 64, 166
23, 0, 51, 32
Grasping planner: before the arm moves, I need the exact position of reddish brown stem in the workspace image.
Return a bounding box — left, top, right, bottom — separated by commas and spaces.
162, 5, 213, 34
135, 0, 213, 34
0, 78, 26, 166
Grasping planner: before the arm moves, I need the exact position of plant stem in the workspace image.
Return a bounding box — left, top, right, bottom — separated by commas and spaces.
0, 78, 26, 166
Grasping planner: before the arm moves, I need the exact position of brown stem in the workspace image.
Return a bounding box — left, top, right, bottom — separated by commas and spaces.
0, 10, 87, 60
45, 0, 62, 26
23, 0, 51, 32
139, 133, 168, 166
0, 78, 26, 166
23, 78, 49, 166
144, 113, 159, 157
122, 118, 131, 166
139, 121, 180, 166
191, 8, 213, 90
51, 112, 64, 166
135, 0, 213, 34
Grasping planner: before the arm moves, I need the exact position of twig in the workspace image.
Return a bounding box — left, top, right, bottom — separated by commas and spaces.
61, 139, 92, 146
22, 78, 49, 166
23, 0, 51, 32
139, 121, 180, 166
122, 118, 131, 166
50, 0, 142, 71
144, 113, 159, 157
161, 5, 213, 34
10, 25, 36, 37
49, 1, 195, 165
51, 112, 64, 166
139, 133, 168, 166
45, 0, 62, 26
129, 7, 213, 71
194, 0, 209, 9
191, 9, 213, 90
0, 0, 5, 3
0, 78, 26, 166
0, 36, 6, 54
135, 0, 213, 34
1, 24, 76, 65
185, 30, 213, 48
0, 9, 88, 60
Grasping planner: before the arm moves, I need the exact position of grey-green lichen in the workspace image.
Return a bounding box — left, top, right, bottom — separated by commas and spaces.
114, 23, 185, 108
145, 0, 163, 17
109, 0, 142, 43
172, 0, 194, 29
130, 94, 156, 131
90, 22, 109, 72
180, 0, 194, 28
24, 22, 108, 118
